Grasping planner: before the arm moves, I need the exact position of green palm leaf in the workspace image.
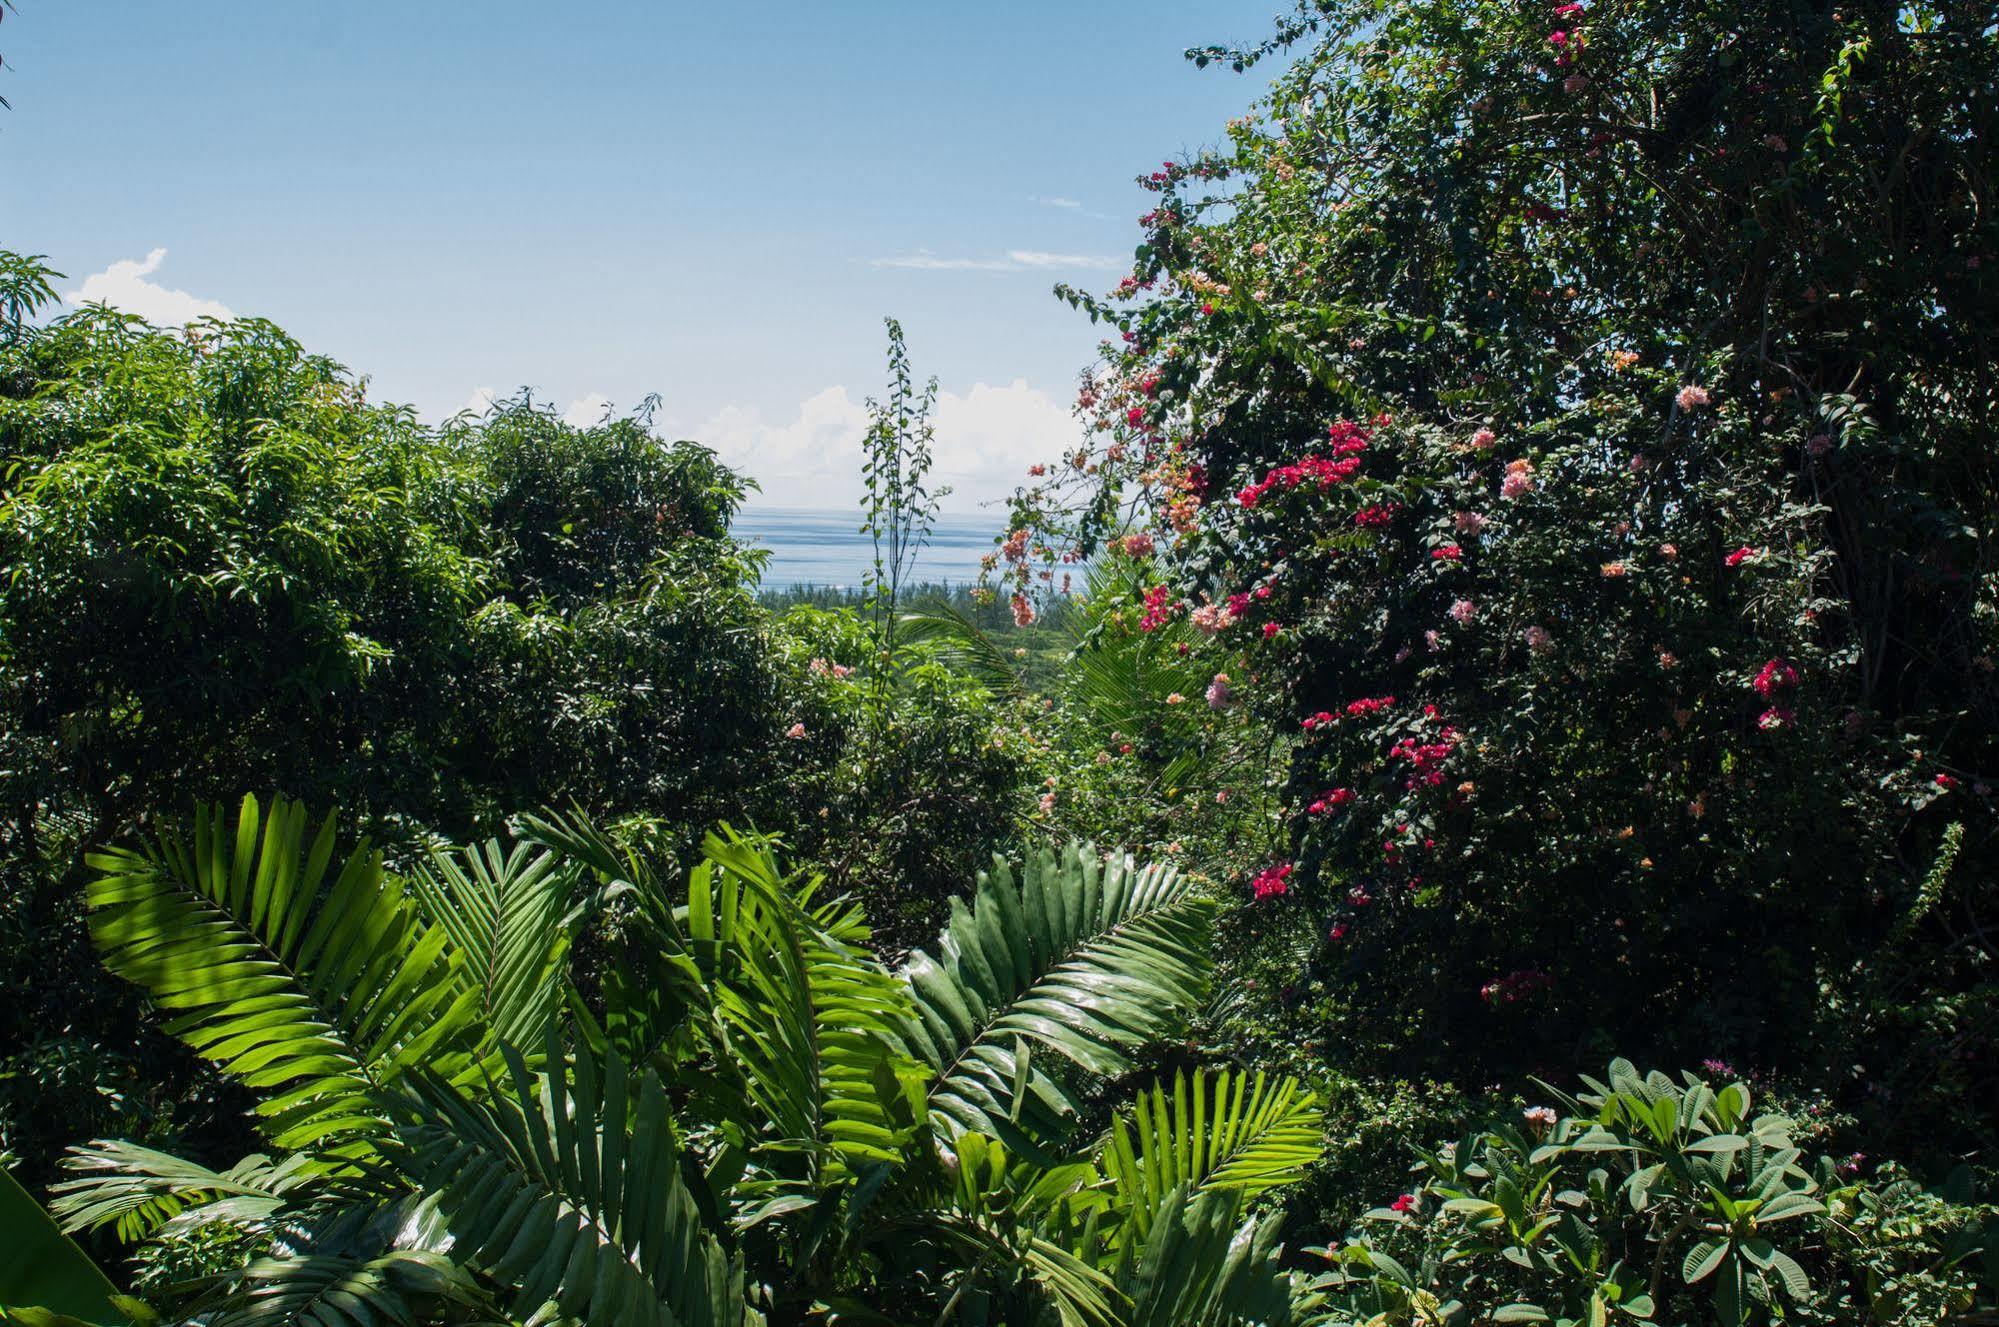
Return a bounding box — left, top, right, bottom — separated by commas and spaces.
85, 795, 483, 1154
694, 830, 925, 1187
51, 1141, 306, 1245
896, 843, 1215, 1143
407, 837, 587, 1050
1113, 1186, 1293, 1327
1100, 1068, 1323, 1249
403, 1037, 744, 1327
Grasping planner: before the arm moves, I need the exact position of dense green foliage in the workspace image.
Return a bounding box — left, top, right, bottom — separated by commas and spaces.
47, 794, 1318, 1327
0, 289, 1033, 1189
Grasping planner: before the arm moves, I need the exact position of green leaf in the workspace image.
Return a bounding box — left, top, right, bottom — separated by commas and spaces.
1682, 1238, 1729, 1284
0, 1166, 125, 1326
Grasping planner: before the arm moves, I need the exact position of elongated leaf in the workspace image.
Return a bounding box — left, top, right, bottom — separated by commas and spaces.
1099, 1067, 1322, 1248
896, 843, 1214, 1143
403, 1037, 743, 1327
86, 795, 482, 1154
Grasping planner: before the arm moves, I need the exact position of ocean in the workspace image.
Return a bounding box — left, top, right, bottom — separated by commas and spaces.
733, 506, 1000, 590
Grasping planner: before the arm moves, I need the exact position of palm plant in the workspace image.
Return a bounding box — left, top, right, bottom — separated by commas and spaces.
40, 795, 1323, 1327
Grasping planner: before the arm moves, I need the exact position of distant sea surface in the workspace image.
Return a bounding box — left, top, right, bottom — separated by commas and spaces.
733, 506, 998, 590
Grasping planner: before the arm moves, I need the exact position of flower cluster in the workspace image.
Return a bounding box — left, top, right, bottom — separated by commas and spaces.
1390, 730, 1460, 790
1138, 584, 1180, 632
1250, 861, 1294, 901
1479, 969, 1552, 1005
1234, 426, 1371, 508
1752, 658, 1799, 697
1307, 786, 1354, 814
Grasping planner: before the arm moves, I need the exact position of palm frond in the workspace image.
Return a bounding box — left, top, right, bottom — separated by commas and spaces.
897, 599, 1023, 692
403, 1036, 744, 1327
1100, 1068, 1322, 1249
896, 843, 1215, 1144
1114, 1186, 1293, 1327
85, 795, 482, 1154
208, 1248, 473, 1327
695, 829, 924, 1186
51, 1141, 306, 1245
407, 838, 588, 1050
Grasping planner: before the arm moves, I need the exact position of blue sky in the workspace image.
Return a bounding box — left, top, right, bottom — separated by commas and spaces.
1, 2, 1272, 509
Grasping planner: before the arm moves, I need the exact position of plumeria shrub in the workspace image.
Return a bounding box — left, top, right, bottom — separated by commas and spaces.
996, 0, 1999, 1156
1299, 1059, 1996, 1326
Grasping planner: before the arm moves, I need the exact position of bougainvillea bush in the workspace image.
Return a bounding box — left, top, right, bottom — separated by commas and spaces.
994, 0, 1999, 1161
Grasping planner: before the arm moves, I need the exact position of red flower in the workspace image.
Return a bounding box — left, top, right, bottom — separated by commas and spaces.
1262, 621, 1282, 638
1430, 545, 1462, 561
1249, 862, 1294, 900
1725, 545, 1759, 567
1389, 1194, 1418, 1214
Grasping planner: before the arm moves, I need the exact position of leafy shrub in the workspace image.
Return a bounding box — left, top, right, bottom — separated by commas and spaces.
1302, 1060, 1996, 1326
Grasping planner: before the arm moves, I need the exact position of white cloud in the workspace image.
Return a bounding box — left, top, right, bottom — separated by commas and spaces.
1031, 195, 1083, 209
867, 248, 1121, 273
68, 248, 233, 325
463, 385, 500, 416
691, 379, 1081, 511
1005, 250, 1122, 270
562, 393, 612, 428
868, 250, 1021, 271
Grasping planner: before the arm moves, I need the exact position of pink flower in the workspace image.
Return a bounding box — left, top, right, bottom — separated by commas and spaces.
1501, 458, 1535, 499
1010, 594, 1037, 627
1470, 427, 1497, 449
1165, 692, 1186, 706
1453, 511, 1487, 536
1936, 772, 1958, 789
1524, 625, 1553, 653
1329, 923, 1349, 942
1120, 532, 1156, 558
1190, 602, 1236, 635
1039, 791, 1057, 814
786, 722, 807, 739
1139, 584, 1180, 632
1523, 1105, 1558, 1131
1449, 598, 1476, 624
1752, 659, 1799, 696
1262, 621, 1282, 639
1676, 384, 1711, 410
1249, 862, 1293, 901
1206, 673, 1233, 709
1660, 543, 1679, 560
1758, 706, 1794, 731
1354, 503, 1399, 528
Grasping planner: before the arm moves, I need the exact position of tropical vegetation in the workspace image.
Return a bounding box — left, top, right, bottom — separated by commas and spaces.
4, 0, 1998, 1322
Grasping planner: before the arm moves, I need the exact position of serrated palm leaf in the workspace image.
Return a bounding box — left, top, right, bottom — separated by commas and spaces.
896, 842, 1215, 1143
51, 1140, 307, 1244
1101, 1068, 1322, 1248
403, 1038, 743, 1327
85, 795, 482, 1153
694, 830, 923, 1184
407, 838, 583, 1050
